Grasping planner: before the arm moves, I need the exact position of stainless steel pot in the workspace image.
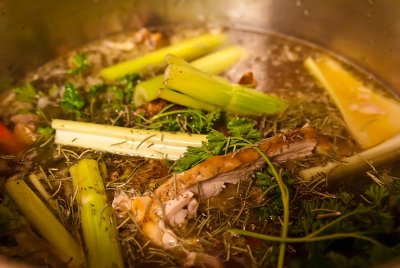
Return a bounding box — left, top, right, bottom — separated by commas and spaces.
0, 0, 399, 93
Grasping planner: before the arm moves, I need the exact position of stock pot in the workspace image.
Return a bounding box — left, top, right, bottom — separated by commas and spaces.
0, 1, 399, 267
0, 0, 399, 93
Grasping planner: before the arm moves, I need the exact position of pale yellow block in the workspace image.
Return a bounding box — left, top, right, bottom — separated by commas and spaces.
305, 56, 400, 149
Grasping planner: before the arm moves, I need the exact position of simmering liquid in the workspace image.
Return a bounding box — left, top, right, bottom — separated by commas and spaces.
1, 26, 398, 267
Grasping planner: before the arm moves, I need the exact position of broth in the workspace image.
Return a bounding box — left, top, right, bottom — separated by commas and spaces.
0, 26, 399, 267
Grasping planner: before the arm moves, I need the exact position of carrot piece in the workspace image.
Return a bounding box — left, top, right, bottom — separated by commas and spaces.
0, 123, 25, 154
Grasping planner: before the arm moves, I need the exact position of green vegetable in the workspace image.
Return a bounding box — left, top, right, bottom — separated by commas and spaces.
60, 82, 86, 118
0, 204, 23, 233
37, 127, 54, 141
227, 118, 262, 141
134, 45, 245, 107
255, 148, 290, 268
13, 83, 37, 103
163, 55, 288, 115
69, 159, 123, 268
88, 83, 107, 118
68, 52, 90, 75
173, 117, 261, 172
147, 106, 221, 133
52, 119, 207, 160
158, 89, 217, 111
119, 73, 141, 104
300, 134, 400, 183
27, 173, 60, 214
5, 176, 84, 266
229, 170, 392, 268
100, 33, 227, 80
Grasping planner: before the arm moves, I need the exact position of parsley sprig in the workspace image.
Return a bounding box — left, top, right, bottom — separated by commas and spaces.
13, 84, 37, 103
67, 52, 90, 76
173, 117, 261, 172
146, 106, 222, 134
60, 82, 86, 119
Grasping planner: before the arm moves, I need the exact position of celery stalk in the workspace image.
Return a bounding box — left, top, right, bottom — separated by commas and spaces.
190, 45, 245, 74
28, 173, 60, 215
158, 88, 217, 111
134, 45, 244, 107
133, 75, 164, 107
52, 119, 207, 160
100, 33, 227, 80
164, 56, 233, 106
164, 55, 288, 115
227, 85, 289, 115
300, 134, 400, 182
5, 177, 84, 266
70, 159, 123, 268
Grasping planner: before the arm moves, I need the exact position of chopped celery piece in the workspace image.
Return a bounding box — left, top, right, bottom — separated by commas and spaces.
134, 45, 245, 107
133, 75, 164, 107
28, 173, 60, 214
158, 88, 217, 111
165, 56, 232, 106
5, 177, 84, 266
100, 33, 227, 80
190, 45, 245, 74
70, 159, 123, 268
227, 85, 288, 115
164, 55, 288, 115
305, 56, 400, 148
52, 119, 207, 160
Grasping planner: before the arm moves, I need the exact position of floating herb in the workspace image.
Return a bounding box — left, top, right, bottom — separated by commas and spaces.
68, 52, 90, 76
13, 84, 37, 103
60, 82, 86, 118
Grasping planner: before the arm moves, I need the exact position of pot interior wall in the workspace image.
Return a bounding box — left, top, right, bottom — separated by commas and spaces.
0, 0, 398, 93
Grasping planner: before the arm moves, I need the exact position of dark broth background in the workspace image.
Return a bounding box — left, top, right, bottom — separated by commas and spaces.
1, 27, 399, 267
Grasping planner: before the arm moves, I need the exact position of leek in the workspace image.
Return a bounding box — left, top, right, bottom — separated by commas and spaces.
100, 33, 227, 80
134, 45, 245, 107
164, 55, 288, 115
52, 119, 207, 160
5, 177, 84, 266
300, 134, 400, 182
304, 56, 400, 149
70, 159, 123, 268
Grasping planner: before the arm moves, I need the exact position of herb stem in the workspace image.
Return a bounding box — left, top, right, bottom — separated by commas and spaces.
254, 147, 289, 268
229, 229, 381, 246
304, 209, 371, 238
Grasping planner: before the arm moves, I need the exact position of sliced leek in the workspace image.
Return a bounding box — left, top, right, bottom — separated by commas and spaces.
52, 119, 207, 160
